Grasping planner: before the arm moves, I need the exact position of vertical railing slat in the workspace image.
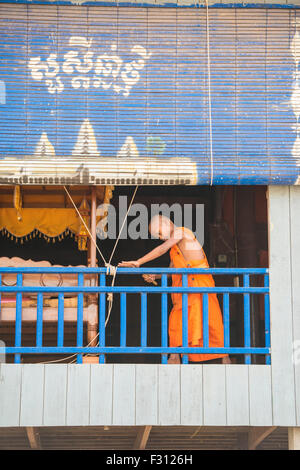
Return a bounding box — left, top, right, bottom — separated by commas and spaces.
243, 274, 251, 364
76, 273, 84, 364
57, 293, 64, 347
99, 273, 106, 364
141, 293, 147, 348
14, 273, 23, 364
120, 292, 127, 347
223, 293, 230, 348
203, 293, 209, 348
36, 292, 43, 347
182, 274, 189, 364
264, 274, 271, 365
161, 274, 168, 364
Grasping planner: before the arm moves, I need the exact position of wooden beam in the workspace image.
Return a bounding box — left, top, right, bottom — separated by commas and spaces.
89, 186, 97, 268
236, 432, 249, 450
26, 427, 41, 450
248, 427, 277, 450
133, 426, 152, 450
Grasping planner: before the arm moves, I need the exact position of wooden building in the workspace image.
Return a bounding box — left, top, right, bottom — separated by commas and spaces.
0, 0, 299, 450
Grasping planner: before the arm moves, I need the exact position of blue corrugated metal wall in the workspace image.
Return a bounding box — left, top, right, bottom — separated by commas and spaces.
0, 3, 299, 184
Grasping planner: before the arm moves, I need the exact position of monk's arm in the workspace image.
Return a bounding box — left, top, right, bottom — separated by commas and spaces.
142, 260, 174, 284
137, 237, 180, 266
118, 228, 184, 268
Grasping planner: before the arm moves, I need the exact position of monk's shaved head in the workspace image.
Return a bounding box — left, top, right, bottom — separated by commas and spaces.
149, 214, 174, 240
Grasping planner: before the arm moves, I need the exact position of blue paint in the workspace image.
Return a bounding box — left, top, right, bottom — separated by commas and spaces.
182, 274, 189, 364
99, 273, 106, 363
0, 0, 300, 9
36, 293, 43, 347
0, 5, 299, 185
76, 273, 84, 364
0, 266, 271, 364
0, 285, 269, 293
120, 293, 127, 347
223, 293, 230, 348
243, 274, 251, 365
161, 274, 168, 364
0, 81, 5, 105
203, 293, 209, 349
57, 293, 64, 347
14, 274, 23, 364
0, 267, 268, 274
5, 346, 270, 354
140, 293, 147, 347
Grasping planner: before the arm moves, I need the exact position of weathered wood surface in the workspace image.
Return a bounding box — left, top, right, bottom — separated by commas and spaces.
0, 364, 276, 427
268, 186, 296, 426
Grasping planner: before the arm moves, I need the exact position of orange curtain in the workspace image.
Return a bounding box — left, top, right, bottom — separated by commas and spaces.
0, 208, 80, 240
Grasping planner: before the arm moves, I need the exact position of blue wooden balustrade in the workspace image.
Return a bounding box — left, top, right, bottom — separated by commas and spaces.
0, 267, 270, 365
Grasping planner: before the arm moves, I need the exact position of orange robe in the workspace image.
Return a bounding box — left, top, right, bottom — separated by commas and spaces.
169, 227, 228, 362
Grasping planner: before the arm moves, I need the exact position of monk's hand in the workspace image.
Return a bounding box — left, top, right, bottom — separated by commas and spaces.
118, 260, 140, 268
142, 274, 157, 284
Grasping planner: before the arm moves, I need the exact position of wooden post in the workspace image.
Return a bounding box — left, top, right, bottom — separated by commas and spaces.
26, 427, 41, 450
85, 186, 99, 356
90, 187, 97, 268
288, 428, 300, 450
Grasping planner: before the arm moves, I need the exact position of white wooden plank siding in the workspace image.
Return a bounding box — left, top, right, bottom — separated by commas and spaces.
43, 364, 68, 426
248, 365, 273, 426
226, 365, 249, 426
90, 364, 113, 425
66, 364, 90, 426
20, 364, 44, 427
203, 365, 226, 425
180, 365, 203, 425
268, 186, 296, 426
158, 365, 181, 425
290, 186, 300, 426
0, 363, 293, 427
0, 364, 22, 426
136, 365, 158, 425
113, 364, 136, 425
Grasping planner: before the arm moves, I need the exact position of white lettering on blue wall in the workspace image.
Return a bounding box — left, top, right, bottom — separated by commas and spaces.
28, 36, 152, 97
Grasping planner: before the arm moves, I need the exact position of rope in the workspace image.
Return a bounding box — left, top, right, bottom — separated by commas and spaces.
205, 0, 214, 186
63, 186, 107, 265
107, 185, 139, 266
102, 185, 138, 327
35, 186, 139, 364
104, 262, 117, 327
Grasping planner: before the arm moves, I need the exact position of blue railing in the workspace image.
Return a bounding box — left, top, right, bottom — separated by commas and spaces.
0, 267, 270, 364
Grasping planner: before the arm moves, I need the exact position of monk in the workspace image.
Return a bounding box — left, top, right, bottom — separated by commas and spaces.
118, 215, 230, 364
